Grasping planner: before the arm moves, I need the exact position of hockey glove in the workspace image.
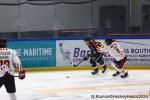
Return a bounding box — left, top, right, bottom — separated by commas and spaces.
83, 56, 89, 61
83, 53, 92, 61
88, 51, 97, 57
19, 69, 25, 80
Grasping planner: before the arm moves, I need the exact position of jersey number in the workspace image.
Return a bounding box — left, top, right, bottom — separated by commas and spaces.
0, 60, 10, 70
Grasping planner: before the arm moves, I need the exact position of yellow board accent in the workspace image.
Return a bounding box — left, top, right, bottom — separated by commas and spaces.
15, 65, 150, 72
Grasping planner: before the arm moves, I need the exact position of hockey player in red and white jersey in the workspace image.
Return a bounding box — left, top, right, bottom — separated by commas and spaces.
104, 39, 128, 78
0, 37, 25, 100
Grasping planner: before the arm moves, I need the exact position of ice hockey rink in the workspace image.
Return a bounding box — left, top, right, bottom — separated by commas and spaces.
0, 70, 150, 100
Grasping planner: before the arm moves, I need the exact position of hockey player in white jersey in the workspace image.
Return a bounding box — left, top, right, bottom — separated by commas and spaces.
0, 38, 25, 100
104, 39, 128, 78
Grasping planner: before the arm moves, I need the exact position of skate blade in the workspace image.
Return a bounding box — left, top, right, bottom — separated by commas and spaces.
92, 72, 100, 75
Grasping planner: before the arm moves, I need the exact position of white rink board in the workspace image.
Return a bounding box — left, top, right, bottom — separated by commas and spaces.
56, 40, 91, 66
115, 39, 150, 65
56, 39, 150, 66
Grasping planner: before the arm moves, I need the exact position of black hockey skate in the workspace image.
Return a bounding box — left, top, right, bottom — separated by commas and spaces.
101, 65, 108, 73
120, 72, 128, 78
91, 69, 99, 75
112, 71, 120, 77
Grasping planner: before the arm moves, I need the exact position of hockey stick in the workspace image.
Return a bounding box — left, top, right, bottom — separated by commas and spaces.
115, 40, 150, 46
73, 59, 84, 67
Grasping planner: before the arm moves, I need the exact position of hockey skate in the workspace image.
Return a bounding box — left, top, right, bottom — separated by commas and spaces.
112, 71, 120, 77
101, 65, 108, 73
120, 71, 128, 78
91, 69, 99, 75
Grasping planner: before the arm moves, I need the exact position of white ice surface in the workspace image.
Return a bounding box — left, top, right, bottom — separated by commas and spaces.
0, 70, 150, 100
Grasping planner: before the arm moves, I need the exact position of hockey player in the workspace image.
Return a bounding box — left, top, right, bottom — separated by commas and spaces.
0, 37, 25, 100
104, 39, 128, 78
83, 37, 108, 75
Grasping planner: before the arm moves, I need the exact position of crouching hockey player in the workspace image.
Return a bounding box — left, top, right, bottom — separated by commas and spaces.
104, 39, 128, 78
0, 38, 25, 100
83, 37, 108, 75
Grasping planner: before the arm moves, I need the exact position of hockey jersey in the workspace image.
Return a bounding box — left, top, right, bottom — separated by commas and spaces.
103, 42, 126, 61
0, 48, 21, 77
88, 40, 105, 55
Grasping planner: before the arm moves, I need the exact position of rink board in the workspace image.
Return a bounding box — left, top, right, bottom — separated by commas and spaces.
56, 39, 150, 66
7, 40, 56, 67
8, 37, 150, 70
